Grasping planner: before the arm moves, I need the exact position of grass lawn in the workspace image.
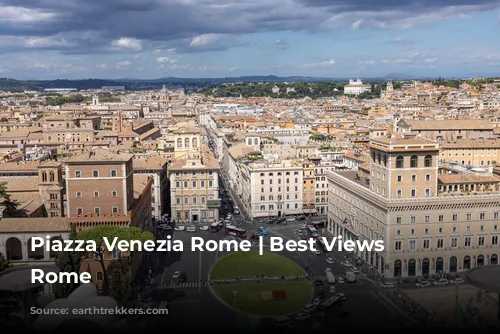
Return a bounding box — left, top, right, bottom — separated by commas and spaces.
210, 250, 305, 279
212, 281, 313, 316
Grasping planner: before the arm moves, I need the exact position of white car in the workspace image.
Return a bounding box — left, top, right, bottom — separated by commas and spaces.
329, 286, 336, 294
286, 217, 296, 222
226, 214, 232, 219
342, 261, 352, 268
303, 303, 317, 313
451, 278, 464, 284
325, 268, 332, 273
174, 225, 185, 231
350, 267, 359, 274
416, 281, 431, 288
326, 257, 334, 264
301, 224, 307, 229
337, 276, 345, 284
186, 225, 197, 232
434, 278, 449, 286
294, 312, 311, 321
312, 298, 321, 306
199, 225, 209, 231
380, 282, 395, 288
314, 250, 321, 255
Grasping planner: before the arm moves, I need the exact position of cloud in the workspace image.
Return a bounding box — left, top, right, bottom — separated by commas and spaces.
301, 58, 336, 68
116, 60, 132, 69
110, 37, 142, 51
424, 58, 438, 62
351, 19, 363, 30
156, 57, 178, 64
190, 34, 227, 47
387, 37, 414, 45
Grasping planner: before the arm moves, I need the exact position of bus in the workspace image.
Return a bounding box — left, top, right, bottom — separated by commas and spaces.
316, 238, 327, 252
211, 221, 224, 233
308, 225, 319, 237
312, 220, 326, 229
233, 206, 240, 214
225, 226, 247, 238
258, 227, 268, 236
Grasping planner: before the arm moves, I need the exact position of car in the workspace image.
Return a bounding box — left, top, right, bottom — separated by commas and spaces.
335, 293, 346, 301
296, 229, 303, 235
301, 224, 307, 229
157, 224, 171, 231
298, 216, 306, 221
286, 217, 296, 222
434, 278, 449, 286
199, 225, 209, 231
172, 271, 181, 280
325, 268, 332, 273
329, 286, 336, 294
380, 282, 395, 288
314, 250, 321, 255
326, 257, 334, 264
416, 281, 431, 288
342, 261, 352, 268
294, 312, 311, 321
451, 278, 465, 284
174, 225, 185, 231
303, 303, 317, 313
227, 214, 232, 219
337, 276, 345, 284
312, 298, 321, 306
350, 267, 359, 274
178, 272, 187, 282
186, 225, 197, 232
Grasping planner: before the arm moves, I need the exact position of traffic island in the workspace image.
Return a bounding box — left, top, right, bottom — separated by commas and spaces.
210, 250, 305, 279
209, 251, 312, 316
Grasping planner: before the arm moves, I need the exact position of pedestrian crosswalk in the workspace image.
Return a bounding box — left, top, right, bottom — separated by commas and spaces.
156, 282, 204, 289
309, 275, 362, 283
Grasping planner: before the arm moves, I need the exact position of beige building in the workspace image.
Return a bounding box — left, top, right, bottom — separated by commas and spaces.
169, 127, 220, 223
439, 138, 500, 167
328, 134, 500, 279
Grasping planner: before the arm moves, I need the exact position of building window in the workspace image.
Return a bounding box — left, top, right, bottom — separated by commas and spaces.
112, 248, 121, 260
439, 214, 444, 222
480, 212, 486, 220
75, 170, 81, 178
410, 155, 418, 168
452, 213, 458, 221
112, 191, 117, 197
466, 213, 472, 220
396, 216, 402, 224
177, 138, 182, 147
94, 207, 100, 216
110, 169, 117, 177
411, 189, 416, 197
77, 207, 83, 215
424, 155, 432, 167
94, 191, 99, 197
411, 175, 416, 182
425, 188, 430, 197
397, 175, 402, 182
396, 189, 402, 198
478, 236, 485, 246
423, 239, 430, 249
76, 191, 82, 198
396, 156, 404, 168
409, 240, 416, 250
464, 237, 471, 247
425, 174, 431, 182
96, 272, 103, 280
437, 238, 444, 248
492, 236, 499, 246
112, 207, 118, 214
410, 216, 416, 224
424, 215, 430, 223
451, 237, 457, 248
395, 241, 402, 251
92, 170, 99, 177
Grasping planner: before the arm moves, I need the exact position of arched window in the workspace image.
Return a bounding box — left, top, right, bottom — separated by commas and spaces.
377, 152, 381, 164
424, 155, 432, 168
253, 138, 258, 145
176, 138, 182, 148
410, 155, 418, 168
42, 172, 47, 182
96, 271, 103, 280
192, 138, 198, 147
383, 155, 387, 167
185, 138, 190, 148
396, 156, 404, 168
49, 171, 55, 182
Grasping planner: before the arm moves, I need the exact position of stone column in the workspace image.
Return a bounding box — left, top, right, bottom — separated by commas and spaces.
43, 248, 51, 261
22, 241, 29, 261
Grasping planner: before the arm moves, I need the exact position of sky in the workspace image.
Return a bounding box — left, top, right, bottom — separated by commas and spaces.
0, 0, 500, 79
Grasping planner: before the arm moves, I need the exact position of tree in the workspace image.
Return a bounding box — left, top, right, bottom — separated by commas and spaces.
54, 224, 81, 298
77, 225, 154, 296
0, 252, 11, 272
0, 182, 19, 217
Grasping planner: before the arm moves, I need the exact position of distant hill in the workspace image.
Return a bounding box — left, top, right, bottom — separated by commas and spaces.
0, 74, 468, 92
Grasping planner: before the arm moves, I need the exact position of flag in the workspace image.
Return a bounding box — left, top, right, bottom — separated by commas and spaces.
343, 218, 354, 229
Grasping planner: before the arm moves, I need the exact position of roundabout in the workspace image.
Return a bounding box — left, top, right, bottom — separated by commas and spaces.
210, 251, 313, 316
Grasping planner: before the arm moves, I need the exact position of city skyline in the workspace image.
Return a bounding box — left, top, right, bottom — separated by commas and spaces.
0, 0, 500, 79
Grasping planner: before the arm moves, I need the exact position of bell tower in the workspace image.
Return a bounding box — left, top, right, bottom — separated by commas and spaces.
38, 161, 65, 217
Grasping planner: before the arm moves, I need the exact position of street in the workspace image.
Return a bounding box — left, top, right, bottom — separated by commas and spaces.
141, 218, 413, 331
